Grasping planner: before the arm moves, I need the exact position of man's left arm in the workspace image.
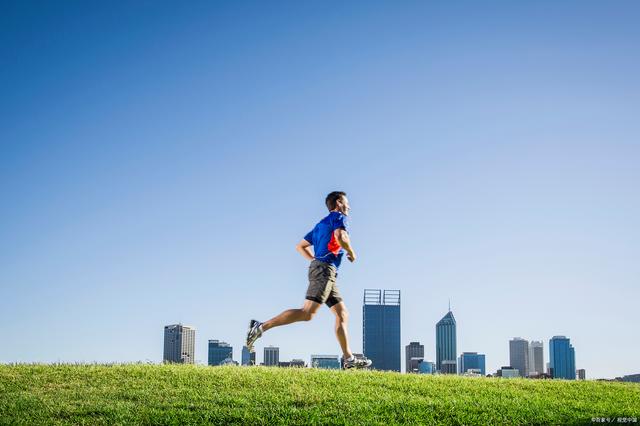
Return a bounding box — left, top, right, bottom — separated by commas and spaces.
335, 229, 356, 262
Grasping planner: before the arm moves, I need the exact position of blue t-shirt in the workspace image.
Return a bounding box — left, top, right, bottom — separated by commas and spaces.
304, 211, 349, 268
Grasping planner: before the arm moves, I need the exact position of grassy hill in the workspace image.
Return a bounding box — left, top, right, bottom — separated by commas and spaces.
1, 364, 638, 425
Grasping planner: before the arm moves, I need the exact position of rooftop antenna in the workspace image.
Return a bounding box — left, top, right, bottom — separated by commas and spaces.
448, 298, 451, 312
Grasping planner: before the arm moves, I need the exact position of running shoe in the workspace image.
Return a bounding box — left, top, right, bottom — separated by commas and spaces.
246, 319, 263, 351
343, 355, 372, 369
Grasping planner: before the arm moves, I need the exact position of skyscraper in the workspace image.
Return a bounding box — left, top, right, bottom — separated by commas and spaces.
208, 340, 232, 366
363, 289, 401, 371
509, 337, 529, 378
458, 352, 486, 375
405, 342, 425, 373
264, 346, 279, 366
435, 309, 456, 374
163, 324, 195, 364
241, 346, 256, 366
549, 336, 576, 380
529, 341, 544, 376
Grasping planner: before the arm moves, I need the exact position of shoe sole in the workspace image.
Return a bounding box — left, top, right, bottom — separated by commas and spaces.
344, 361, 372, 369
246, 320, 260, 351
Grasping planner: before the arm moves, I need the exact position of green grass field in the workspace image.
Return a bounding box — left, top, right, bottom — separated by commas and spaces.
1, 364, 638, 425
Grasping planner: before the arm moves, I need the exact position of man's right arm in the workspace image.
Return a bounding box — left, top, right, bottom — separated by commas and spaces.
335, 229, 356, 262
296, 239, 315, 261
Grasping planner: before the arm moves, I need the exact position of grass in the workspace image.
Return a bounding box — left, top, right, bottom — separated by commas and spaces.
1, 364, 639, 425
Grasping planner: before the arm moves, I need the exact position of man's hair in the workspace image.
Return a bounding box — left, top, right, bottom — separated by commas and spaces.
325, 191, 346, 211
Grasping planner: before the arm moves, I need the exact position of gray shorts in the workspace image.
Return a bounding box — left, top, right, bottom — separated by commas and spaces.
305, 260, 343, 308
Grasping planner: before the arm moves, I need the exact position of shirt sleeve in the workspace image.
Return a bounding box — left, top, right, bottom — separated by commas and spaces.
303, 230, 314, 244
333, 214, 349, 232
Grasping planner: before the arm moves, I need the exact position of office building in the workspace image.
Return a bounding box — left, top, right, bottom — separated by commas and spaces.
436, 309, 457, 374
311, 355, 341, 369
241, 345, 256, 366
405, 342, 425, 373
418, 360, 436, 374
498, 366, 520, 378
290, 359, 306, 368
441, 360, 457, 374
577, 369, 586, 380
621, 374, 640, 383
549, 336, 576, 380
264, 346, 280, 366
163, 324, 195, 364
208, 340, 232, 366
458, 352, 486, 375
363, 289, 401, 371
529, 341, 544, 376
408, 357, 423, 373
509, 338, 529, 378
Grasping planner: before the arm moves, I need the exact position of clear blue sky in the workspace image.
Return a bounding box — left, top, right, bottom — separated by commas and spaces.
1, 1, 638, 379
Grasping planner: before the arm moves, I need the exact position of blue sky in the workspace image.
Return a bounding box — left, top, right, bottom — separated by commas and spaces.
1, 1, 638, 379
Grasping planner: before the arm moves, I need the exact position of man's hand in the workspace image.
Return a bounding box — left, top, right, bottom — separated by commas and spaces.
336, 229, 357, 263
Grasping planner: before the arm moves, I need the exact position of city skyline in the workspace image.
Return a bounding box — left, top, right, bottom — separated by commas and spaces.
2, 1, 639, 380
171, 306, 581, 380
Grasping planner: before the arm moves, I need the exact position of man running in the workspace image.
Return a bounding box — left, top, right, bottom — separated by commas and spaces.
246, 191, 372, 369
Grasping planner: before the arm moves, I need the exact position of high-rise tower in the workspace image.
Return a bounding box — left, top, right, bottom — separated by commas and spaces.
363, 289, 401, 371
549, 336, 576, 379
435, 308, 457, 374
163, 324, 195, 364
529, 341, 544, 375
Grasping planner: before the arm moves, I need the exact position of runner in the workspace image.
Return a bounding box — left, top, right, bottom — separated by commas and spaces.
246, 191, 372, 369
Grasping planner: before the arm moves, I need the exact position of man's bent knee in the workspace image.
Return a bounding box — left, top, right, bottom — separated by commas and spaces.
302, 310, 316, 321
301, 299, 321, 321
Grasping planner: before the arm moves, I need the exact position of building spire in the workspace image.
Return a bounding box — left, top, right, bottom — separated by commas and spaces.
448, 298, 451, 312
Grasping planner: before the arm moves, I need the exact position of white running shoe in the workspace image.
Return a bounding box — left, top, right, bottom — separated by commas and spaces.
343, 355, 372, 369
246, 319, 263, 351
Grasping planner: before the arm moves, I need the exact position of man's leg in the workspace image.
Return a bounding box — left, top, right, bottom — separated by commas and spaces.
330, 302, 353, 359
261, 299, 321, 332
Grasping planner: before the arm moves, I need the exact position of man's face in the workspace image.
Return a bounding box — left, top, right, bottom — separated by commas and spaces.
337, 195, 351, 216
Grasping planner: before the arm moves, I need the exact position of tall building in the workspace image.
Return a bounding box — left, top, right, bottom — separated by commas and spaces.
405, 342, 425, 373
549, 336, 576, 380
435, 309, 457, 374
458, 352, 486, 375
363, 289, 401, 371
163, 324, 195, 364
264, 346, 280, 366
241, 346, 256, 366
208, 340, 232, 366
577, 369, 586, 380
529, 341, 544, 376
509, 338, 529, 378
311, 355, 341, 369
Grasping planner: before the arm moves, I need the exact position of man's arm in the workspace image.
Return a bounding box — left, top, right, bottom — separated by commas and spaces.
296, 239, 315, 261
335, 229, 356, 262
